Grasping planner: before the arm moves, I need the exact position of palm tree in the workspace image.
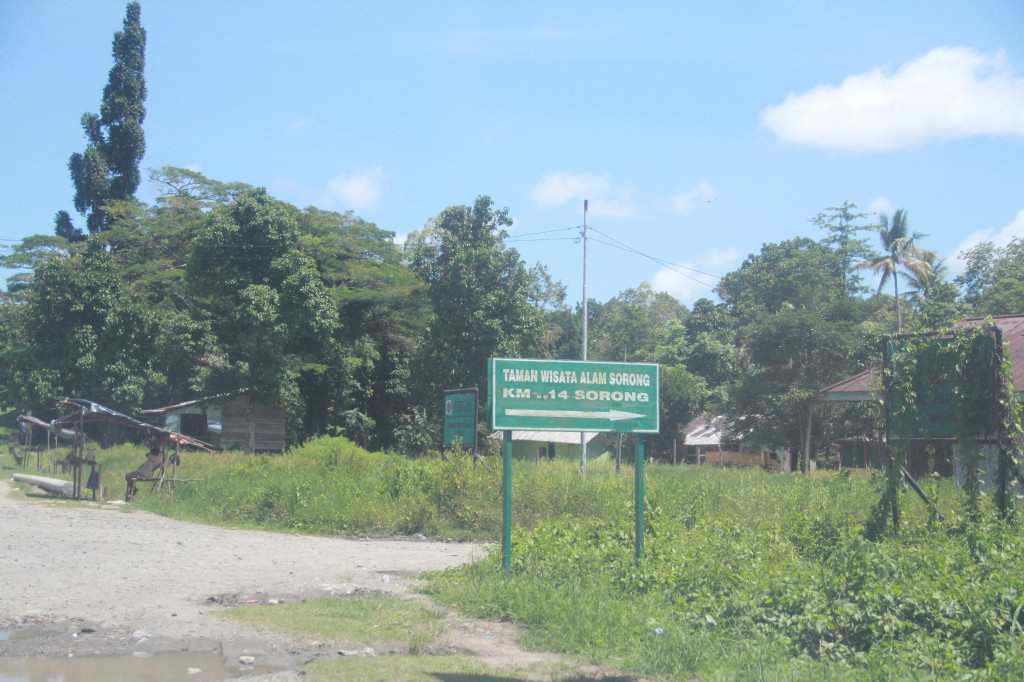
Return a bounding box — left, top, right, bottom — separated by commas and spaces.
856, 208, 934, 332
902, 253, 948, 302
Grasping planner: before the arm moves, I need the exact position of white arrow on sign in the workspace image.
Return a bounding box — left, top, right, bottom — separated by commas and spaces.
505, 408, 645, 421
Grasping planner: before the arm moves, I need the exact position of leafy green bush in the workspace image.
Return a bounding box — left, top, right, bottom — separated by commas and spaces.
426, 467, 1024, 680
127, 436, 633, 539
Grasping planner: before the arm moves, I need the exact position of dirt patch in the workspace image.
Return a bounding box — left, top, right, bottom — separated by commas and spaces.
0, 476, 572, 678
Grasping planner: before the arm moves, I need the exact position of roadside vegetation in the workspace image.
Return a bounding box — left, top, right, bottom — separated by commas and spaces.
38, 438, 1014, 680
110, 438, 628, 539
427, 475, 1024, 680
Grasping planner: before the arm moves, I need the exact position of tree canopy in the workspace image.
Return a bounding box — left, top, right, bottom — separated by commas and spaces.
6, 0, 1009, 466
67, 2, 147, 235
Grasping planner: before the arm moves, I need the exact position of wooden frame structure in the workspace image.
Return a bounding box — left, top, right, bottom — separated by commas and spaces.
53, 398, 214, 501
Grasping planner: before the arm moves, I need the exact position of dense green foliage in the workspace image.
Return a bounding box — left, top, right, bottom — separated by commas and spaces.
405, 196, 545, 421
3, 189, 1018, 459
2, 0, 1022, 463
426, 466, 1024, 680
118, 437, 629, 538
715, 238, 879, 470
957, 237, 1024, 315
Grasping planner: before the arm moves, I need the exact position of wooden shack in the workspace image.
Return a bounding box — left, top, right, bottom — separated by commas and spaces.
142, 392, 285, 453
682, 415, 778, 469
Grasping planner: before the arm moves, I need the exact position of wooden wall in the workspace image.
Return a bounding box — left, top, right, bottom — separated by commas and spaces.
218, 395, 286, 452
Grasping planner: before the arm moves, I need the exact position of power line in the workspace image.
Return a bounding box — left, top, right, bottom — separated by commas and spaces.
506, 226, 577, 239
504, 236, 578, 244
588, 226, 722, 281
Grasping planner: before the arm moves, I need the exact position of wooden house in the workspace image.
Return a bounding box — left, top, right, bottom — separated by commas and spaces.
821, 314, 1024, 485
682, 415, 781, 469
142, 392, 286, 453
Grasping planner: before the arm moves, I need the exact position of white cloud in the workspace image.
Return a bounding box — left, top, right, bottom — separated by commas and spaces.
950, 208, 1024, 267
650, 248, 741, 304
289, 116, 315, 134
868, 196, 895, 217
530, 171, 636, 218
531, 171, 611, 206
184, 162, 203, 173
328, 166, 386, 211
590, 198, 637, 219
762, 47, 1024, 151
671, 182, 717, 214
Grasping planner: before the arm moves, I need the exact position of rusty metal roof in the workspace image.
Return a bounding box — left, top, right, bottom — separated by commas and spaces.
954, 315, 1024, 389
822, 314, 1024, 398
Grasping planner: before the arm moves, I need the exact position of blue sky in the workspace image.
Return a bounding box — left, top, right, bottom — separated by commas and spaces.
2, 0, 1022, 305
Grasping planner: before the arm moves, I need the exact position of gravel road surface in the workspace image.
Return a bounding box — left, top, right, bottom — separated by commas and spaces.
0, 477, 488, 676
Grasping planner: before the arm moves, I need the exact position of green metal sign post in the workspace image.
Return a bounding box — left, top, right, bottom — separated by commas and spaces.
503, 430, 512, 575
443, 388, 478, 450
635, 434, 645, 560
489, 358, 659, 433
490, 358, 659, 574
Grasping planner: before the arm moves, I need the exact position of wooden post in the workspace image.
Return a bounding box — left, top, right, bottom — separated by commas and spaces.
171, 440, 181, 499
246, 397, 256, 455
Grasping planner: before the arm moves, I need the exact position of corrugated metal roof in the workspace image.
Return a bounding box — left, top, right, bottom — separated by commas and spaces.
954, 315, 1024, 389
682, 415, 745, 446
823, 314, 1024, 398
820, 368, 879, 396
141, 390, 243, 414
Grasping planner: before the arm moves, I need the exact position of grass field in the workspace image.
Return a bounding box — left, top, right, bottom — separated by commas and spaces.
6, 436, 1023, 680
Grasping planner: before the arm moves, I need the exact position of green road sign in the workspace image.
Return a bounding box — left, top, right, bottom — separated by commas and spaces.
443, 388, 478, 449
489, 358, 659, 433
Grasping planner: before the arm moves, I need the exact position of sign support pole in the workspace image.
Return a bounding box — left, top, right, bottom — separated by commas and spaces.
580, 199, 589, 478
635, 434, 645, 561
502, 430, 513, 576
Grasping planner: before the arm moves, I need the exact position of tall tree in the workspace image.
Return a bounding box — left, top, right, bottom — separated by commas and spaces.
405, 196, 543, 415
811, 201, 876, 295
0, 246, 159, 419
956, 237, 1024, 314
589, 283, 687, 362
716, 238, 871, 471
187, 189, 336, 450
855, 209, 933, 332
68, 2, 147, 234
295, 206, 429, 450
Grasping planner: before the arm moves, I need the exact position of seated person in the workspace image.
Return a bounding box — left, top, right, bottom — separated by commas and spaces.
124, 447, 165, 501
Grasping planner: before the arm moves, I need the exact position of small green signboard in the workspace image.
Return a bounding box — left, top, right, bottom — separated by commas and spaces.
443, 388, 478, 449
489, 358, 659, 433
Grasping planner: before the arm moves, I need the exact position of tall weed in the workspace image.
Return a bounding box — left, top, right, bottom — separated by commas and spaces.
426, 466, 1024, 680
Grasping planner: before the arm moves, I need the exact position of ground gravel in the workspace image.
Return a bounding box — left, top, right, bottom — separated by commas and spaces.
0, 477, 484, 673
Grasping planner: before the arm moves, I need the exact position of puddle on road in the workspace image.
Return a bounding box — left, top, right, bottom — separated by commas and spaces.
0, 649, 282, 681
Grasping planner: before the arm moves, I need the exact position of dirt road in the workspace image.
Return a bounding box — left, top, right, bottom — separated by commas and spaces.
0, 477, 491, 675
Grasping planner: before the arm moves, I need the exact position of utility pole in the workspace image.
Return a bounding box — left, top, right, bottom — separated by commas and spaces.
580, 200, 589, 477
